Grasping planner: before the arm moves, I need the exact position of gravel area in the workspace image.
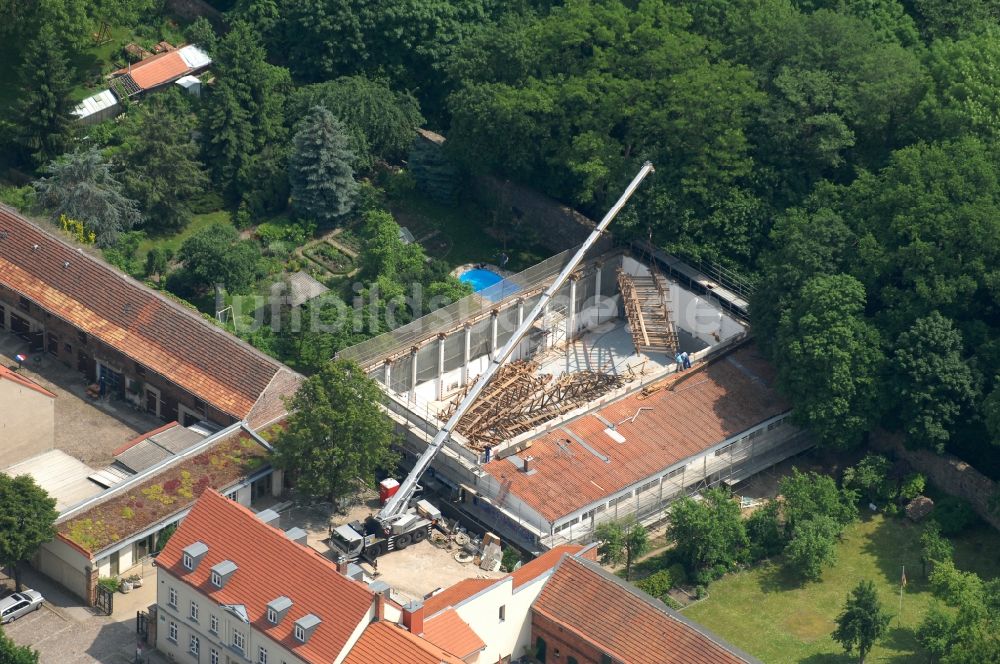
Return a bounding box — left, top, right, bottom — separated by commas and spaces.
1, 332, 162, 466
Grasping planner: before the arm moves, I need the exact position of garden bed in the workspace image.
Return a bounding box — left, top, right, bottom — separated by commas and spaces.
304, 241, 355, 275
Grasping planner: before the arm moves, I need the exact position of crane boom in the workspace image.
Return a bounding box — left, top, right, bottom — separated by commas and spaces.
377, 161, 655, 525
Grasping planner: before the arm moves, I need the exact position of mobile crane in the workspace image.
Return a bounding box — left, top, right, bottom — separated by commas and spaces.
329, 162, 655, 562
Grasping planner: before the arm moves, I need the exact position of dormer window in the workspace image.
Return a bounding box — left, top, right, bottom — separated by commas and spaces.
209, 560, 237, 588
182, 541, 208, 571
265, 596, 292, 625
293, 614, 321, 643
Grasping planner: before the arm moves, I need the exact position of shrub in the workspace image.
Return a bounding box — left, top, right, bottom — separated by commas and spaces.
501, 547, 521, 572
97, 577, 119, 593
636, 569, 674, 599
899, 473, 926, 501
932, 496, 978, 535
667, 563, 688, 587
0, 184, 35, 210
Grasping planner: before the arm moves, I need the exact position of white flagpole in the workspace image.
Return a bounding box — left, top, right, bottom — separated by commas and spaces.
899, 565, 905, 622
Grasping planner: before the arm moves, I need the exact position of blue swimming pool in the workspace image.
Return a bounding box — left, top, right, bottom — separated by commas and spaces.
459, 268, 504, 292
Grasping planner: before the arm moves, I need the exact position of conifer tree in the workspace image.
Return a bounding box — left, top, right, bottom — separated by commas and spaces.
288, 106, 358, 224
14, 24, 73, 167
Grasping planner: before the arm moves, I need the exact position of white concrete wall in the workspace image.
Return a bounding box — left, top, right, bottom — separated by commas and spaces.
33, 537, 88, 600
620, 256, 744, 345
0, 378, 54, 467
445, 570, 557, 663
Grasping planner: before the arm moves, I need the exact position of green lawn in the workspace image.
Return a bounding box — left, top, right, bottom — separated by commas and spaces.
136, 210, 233, 261
683, 515, 1000, 664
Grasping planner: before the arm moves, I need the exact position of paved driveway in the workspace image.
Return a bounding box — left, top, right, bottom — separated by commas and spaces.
3, 568, 168, 664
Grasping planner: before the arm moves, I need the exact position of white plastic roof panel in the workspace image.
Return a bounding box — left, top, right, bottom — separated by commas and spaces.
178, 45, 211, 69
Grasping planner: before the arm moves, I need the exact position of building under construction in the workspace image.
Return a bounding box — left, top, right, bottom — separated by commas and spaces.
338, 246, 812, 551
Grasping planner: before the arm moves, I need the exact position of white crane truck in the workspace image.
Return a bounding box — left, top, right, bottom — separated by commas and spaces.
328, 162, 656, 563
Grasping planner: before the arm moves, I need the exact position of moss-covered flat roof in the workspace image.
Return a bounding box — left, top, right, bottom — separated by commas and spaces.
58, 430, 269, 556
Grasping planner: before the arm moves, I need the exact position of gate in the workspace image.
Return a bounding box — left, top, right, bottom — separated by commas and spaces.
136, 610, 149, 641
95, 584, 113, 615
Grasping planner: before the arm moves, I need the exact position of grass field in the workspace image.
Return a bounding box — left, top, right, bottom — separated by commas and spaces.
683, 514, 1000, 663
135, 210, 233, 262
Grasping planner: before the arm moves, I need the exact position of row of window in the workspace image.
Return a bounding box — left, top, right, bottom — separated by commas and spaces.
167, 619, 272, 663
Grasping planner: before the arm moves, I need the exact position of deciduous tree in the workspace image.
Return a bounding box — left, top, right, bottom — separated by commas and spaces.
178, 224, 261, 295
775, 274, 883, 449
272, 359, 398, 501
594, 518, 648, 581
288, 76, 423, 169
667, 488, 748, 580
0, 475, 57, 592
833, 580, 892, 663
785, 515, 838, 581
0, 627, 38, 664
888, 312, 978, 451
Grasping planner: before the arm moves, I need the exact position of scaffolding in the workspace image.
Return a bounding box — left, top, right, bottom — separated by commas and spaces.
439, 360, 629, 449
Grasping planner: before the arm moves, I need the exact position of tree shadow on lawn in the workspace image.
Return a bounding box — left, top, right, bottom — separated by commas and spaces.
798, 653, 849, 664
878, 625, 922, 662
859, 514, 926, 589
757, 559, 807, 594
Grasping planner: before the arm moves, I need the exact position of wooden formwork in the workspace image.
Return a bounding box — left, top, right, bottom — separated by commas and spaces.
617, 269, 679, 355
440, 360, 629, 450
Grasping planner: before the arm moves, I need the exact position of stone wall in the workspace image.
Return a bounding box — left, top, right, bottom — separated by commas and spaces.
411, 129, 610, 254
470, 174, 612, 254
871, 431, 1000, 531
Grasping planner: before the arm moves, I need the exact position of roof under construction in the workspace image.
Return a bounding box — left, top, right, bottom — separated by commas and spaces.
481, 343, 790, 522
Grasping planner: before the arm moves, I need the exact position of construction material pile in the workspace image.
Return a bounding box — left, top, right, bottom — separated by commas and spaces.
440, 360, 627, 449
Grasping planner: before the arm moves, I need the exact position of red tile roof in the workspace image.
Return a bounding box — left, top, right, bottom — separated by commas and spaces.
421, 608, 485, 659
484, 345, 789, 522
0, 208, 300, 420
534, 557, 759, 664
158, 490, 375, 664
0, 365, 56, 398
511, 544, 584, 589
422, 578, 496, 618
344, 621, 465, 664
116, 51, 189, 90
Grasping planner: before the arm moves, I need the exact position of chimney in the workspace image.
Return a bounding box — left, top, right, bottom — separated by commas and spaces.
336, 560, 350, 575
523, 456, 534, 473
376, 592, 386, 621
402, 600, 424, 635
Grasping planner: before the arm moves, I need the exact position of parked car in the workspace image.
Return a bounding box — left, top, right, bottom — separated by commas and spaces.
0, 589, 44, 624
